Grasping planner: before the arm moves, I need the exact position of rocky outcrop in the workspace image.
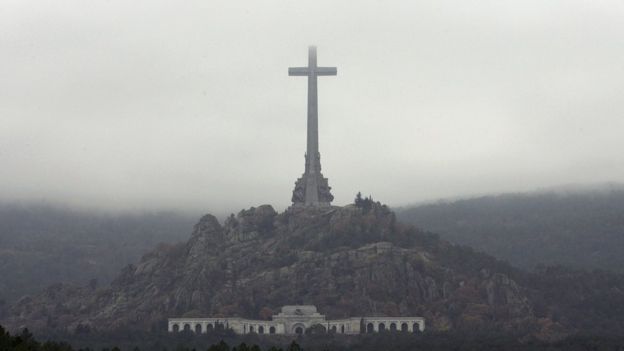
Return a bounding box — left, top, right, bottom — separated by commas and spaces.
223, 205, 277, 242
1, 203, 552, 337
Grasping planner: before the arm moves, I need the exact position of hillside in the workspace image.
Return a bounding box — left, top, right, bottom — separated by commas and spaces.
1, 203, 543, 336
3, 201, 624, 342
396, 190, 624, 272
0, 203, 194, 303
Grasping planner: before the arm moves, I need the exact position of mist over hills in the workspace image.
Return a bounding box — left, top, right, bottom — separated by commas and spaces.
396, 186, 624, 272
0, 203, 195, 303
2, 183, 624, 307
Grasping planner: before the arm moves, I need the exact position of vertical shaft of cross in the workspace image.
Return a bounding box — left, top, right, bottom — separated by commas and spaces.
307, 46, 319, 174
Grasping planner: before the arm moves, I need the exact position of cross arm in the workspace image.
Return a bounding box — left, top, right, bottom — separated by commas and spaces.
289, 67, 309, 76
289, 67, 337, 76
316, 67, 337, 76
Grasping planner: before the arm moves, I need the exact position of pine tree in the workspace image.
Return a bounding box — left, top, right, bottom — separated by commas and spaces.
287, 341, 301, 351
355, 192, 363, 206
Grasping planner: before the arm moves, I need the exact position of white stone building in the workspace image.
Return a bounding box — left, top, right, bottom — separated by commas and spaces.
168, 305, 424, 335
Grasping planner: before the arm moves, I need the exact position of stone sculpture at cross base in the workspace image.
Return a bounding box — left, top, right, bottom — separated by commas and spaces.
291, 154, 334, 206
289, 46, 336, 207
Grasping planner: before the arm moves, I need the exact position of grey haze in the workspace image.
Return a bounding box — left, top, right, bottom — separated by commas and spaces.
1, 0, 624, 214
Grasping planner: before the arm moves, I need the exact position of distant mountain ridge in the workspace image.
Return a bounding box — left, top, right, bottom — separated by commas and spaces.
0, 203, 194, 303
396, 188, 624, 272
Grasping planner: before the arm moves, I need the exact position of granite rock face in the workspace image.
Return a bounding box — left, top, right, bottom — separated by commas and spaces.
2, 203, 549, 336
223, 205, 277, 242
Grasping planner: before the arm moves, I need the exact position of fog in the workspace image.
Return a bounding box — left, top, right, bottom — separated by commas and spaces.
2, 0, 624, 214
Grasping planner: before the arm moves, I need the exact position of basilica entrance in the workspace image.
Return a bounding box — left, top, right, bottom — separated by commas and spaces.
292, 323, 305, 335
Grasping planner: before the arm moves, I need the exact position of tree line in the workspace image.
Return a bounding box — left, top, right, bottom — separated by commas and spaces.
4, 325, 624, 351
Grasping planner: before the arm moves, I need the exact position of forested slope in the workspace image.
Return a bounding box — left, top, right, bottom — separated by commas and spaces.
396, 189, 624, 272
0, 203, 194, 303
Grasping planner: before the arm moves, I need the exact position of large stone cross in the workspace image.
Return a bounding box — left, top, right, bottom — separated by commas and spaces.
289, 46, 336, 207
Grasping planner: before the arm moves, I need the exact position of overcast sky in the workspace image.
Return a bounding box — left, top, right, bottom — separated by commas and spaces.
1, 0, 624, 214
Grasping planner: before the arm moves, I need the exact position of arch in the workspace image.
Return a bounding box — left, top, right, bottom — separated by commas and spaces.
292, 323, 305, 335
249, 325, 255, 333
215, 322, 225, 331
331, 325, 337, 333
183, 324, 191, 332
308, 324, 327, 334
341, 325, 345, 334
172, 324, 180, 332
413, 323, 420, 333
258, 326, 265, 334
269, 326, 276, 334
195, 324, 202, 333
206, 323, 214, 332
390, 323, 397, 332
378, 323, 386, 332
366, 323, 374, 333
401, 323, 408, 332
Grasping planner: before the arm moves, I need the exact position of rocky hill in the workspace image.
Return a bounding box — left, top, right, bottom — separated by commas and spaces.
2, 201, 624, 340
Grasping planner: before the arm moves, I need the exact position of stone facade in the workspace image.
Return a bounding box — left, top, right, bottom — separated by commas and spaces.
168, 305, 424, 335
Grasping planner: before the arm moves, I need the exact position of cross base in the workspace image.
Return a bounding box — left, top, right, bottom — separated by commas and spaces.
291, 172, 334, 207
